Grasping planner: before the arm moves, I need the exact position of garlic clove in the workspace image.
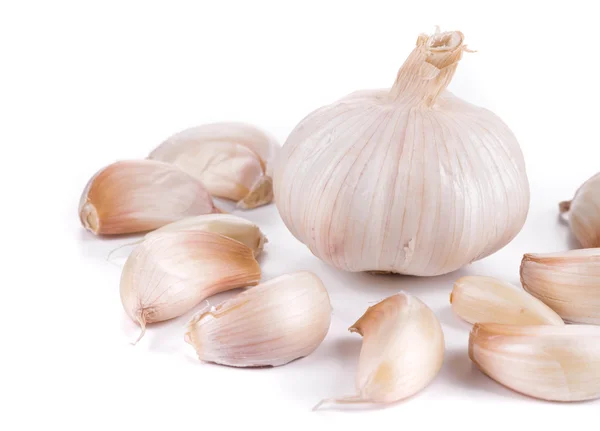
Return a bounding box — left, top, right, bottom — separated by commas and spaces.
317, 292, 444, 408
79, 160, 219, 235
184, 271, 331, 367
469, 323, 600, 402
450, 276, 564, 325
149, 122, 280, 209
120, 230, 261, 343
520, 249, 600, 324
145, 214, 267, 257
559, 172, 600, 247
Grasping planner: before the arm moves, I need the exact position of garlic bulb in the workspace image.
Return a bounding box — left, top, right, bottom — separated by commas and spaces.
273, 29, 529, 276
450, 276, 564, 325
185, 271, 331, 367
559, 172, 600, 247
520, 249, 600, 324
149, 122, 279, 209
120, 230, 261, 343
79, 160, 219, 235
469, 323, 600, 402
145, 214, 267, 257
317, 292, 444, 407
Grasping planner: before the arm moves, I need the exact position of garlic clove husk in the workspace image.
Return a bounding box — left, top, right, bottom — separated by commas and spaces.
184, 271, 331, 367
273, 28, 529, 276
469, 323, 600, 402
559, 172, 600, 247
145, 214, 267, 257
120, 230, 261, 343
520, 249, 600, 324
318, 292, 444, 407
149, 122, 280, 209
79, 160, 219, 235
450, 276, 564, 325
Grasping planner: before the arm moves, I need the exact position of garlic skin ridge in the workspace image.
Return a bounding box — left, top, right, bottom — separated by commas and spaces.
120, 230, 261, 343
317, 292, 444, 407
520, 249, 600, 324
273, 29, 529, 276
450, 276, 564, 326
79, 160, 219, 235
184, 271, 331, 367
149, 122, 280, 209
559, 172, 600, 247
469, 323, 600, 402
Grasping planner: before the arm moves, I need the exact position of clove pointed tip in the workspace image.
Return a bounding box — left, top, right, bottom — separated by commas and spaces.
131, 314, 147, 345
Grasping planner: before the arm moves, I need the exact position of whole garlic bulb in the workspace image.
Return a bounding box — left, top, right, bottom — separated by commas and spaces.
273, 29, 529, 276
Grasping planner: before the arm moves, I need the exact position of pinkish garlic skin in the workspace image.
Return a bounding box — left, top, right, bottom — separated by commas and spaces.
120, 230, 261, 343
79, 160, 219, 235
184, 271, 332, 367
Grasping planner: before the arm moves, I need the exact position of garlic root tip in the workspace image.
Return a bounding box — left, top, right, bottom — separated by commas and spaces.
131, 314, 147, 345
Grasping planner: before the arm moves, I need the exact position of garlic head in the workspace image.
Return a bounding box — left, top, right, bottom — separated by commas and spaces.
273, 29, 529, 275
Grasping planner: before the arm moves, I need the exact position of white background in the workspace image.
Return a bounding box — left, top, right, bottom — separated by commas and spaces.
2, 1, 599, 429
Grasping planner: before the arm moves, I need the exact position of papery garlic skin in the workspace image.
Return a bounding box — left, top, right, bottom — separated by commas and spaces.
469, 323, 600, 402
149, 122, 280, 209
450, 276, 564, 325
79, 160, 219, 235
120, 231, 261, 342
345, 292, 444, 404
185, 271, 331, 367
521, 249, 600, 324
145, 214, 267, 257
560, 172, 600, 247
273, 30, 529, 276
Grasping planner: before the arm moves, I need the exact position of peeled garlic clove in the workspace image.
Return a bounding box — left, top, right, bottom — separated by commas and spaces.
79, 160, 219, 235
469, 323, 600, 402
120, 230, 261, 343
146, 214, 267, 257
559, 172, 600, 247
185, 271, 331, 367
450, 276, 564, 325
149, 122, 280, 209
520, 249, 600, 324
319, 292, 444, 407
273, 29, 529, 276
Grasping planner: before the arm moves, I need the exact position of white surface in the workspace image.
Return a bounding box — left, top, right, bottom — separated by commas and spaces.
2, 1, 599, 429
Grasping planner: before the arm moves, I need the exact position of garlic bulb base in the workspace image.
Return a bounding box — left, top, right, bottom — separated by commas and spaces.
237, 176, 274, 209
80, 202, 99, 234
